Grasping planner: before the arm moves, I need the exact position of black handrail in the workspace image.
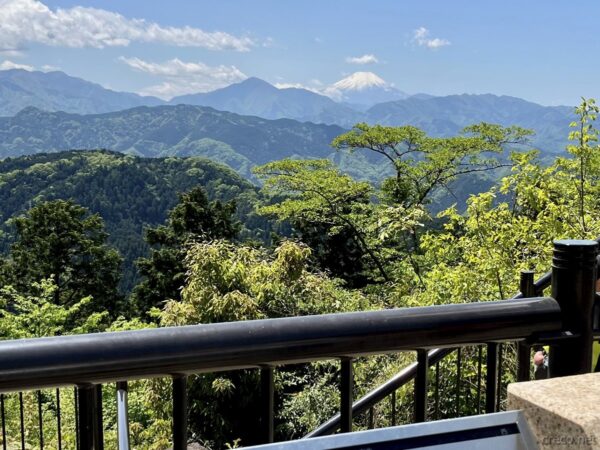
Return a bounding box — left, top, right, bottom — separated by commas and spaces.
306, 264, 558, 438
305, 347, 454, 438
0, 297, 560, 393
307, 243, 600, 438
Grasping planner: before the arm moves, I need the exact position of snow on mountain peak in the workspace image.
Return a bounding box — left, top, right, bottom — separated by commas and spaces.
332, 72, 388, 91
323, 72, 407, 106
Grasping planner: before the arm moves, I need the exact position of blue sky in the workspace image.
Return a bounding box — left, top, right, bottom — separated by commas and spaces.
1, 0, 598, 105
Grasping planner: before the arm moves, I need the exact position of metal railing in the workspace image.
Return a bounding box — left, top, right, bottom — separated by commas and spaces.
0, 239, 597, 449
305, 268, 553, 438
308, 238, 600, 438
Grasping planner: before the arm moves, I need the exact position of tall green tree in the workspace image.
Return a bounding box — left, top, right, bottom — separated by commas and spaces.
329, 123, 534, 284
132, 186, 240, 314
6, 200, 122, 316
254, 159, 388, 283
332, 122, 532, 208
156, 239, 375, 447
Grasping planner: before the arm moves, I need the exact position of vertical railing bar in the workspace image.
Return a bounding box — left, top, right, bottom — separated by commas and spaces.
434, 361, 440, 420
517, 342, 531, 382
172, 375, 188, 450
414, 349, 428, 423
368, 407, 374, 429
340, 358, 353, 433
476, 345, 482, 415
455, 348, 461, 417
485, 343, 498, 413
496, 344, 503, 412
77, 384, 101, 450
74, 388, 80, 450
56, 389, 62, 450
19, 392, 25, 450
116, 381, 130, 450
95, 385, 104, 450
390, 391, 396, 427
37, 390, 44, 450
260, 366, 275, 444
517, 271, 535, 382
1, 394, 6, 450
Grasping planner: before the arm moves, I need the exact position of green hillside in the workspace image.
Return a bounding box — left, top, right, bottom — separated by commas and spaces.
0, 104, 353, 178
0, 150, 270, 291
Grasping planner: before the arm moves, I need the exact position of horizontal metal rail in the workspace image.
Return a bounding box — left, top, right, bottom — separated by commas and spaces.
307, 240, 600, 438
0, 297, 561, 393
306, 267, 559, 438
305, 347, 454, 437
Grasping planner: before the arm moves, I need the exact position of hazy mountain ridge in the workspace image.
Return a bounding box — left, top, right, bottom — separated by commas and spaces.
0, 69, 163, 116
0, 69, 577, 157
0, 104, 355, 178
171, 77, 361, 125
365, 94, 574, 154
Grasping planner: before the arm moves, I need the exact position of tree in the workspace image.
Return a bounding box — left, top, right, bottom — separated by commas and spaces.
254, 159, 389, 283
328, 123, 533, 284
6, 200, 122, 317
132, 186, 240, 314
332, 122, 533, 208
157, 239, 375, 447
0, 279, 107, 339
564, 97, 600, 235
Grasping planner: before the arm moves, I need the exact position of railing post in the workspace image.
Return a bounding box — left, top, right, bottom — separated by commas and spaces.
485, 343, 498, 413
1, 394, 6, 450
172, 375, 188, 450
77, 384, 102, 450
95, 385, 104, 450
517, 271, 535, 382
340, 358, 353, 433
414, 349, 428, 422
116, 382, 130, 450
56, 389, 62, 450
260, 366, 274, 444
549, 239, 598, 377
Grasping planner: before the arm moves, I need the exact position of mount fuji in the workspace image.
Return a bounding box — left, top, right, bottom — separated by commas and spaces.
324, 72, 409, 108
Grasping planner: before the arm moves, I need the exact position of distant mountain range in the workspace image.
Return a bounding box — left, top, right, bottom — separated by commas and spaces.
170, 77, 361, 125
0, 104, 391, 181
0, 69, 162, 116
0, 68, 577, 160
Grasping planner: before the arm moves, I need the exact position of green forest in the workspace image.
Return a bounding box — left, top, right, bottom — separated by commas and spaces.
1, 98, 600, 449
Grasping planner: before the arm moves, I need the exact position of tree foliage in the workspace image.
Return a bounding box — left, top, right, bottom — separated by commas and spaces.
254, 159, 389, 283
132, 186, 240, 315
5, 199, 123, 317
332, 122, 532, 207
2, 99, 600, 448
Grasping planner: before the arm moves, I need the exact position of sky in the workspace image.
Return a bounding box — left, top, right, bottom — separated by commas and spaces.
0, 0, 599, 105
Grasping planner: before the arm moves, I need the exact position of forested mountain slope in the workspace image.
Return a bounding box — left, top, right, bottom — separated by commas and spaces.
0, 150, 268, 291
0, 104, 371, 178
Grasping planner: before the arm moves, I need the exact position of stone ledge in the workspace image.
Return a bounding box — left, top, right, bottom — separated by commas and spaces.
508, 372, 600, 449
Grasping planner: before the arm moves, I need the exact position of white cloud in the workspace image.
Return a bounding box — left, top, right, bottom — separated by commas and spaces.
0, 59, 34, 70
412, 27, 450, 49
0, 0, 255, 52
0, 49, 24, 57
41, 64, 59, 72
119, 57, 247, 99
274, 82, 322, 94
346, 54, 379, 65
